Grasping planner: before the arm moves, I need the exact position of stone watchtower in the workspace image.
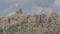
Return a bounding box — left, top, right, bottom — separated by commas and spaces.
16, 8, 23, 14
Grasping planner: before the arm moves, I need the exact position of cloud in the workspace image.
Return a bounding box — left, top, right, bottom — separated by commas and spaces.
37, 7, 52, 14
6, 12, 16, 17
54, 0, 60, 7
35, 7, 43, 14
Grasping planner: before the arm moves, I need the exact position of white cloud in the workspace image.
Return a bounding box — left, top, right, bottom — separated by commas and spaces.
36, 7, 43, 14
15, 3, 19, 7
54, 0, 60, 7
38, 7, 43, 12
37, 7, 52, 14
6, 12, 16, 17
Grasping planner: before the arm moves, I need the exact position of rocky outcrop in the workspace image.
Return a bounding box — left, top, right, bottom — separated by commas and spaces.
0, 9, 60, 34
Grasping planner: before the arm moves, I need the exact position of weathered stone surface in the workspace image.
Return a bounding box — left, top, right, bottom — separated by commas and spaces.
0, 9, 60, 34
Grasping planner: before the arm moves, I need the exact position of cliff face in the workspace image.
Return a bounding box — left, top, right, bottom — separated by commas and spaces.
0, 9, 60, 34
0, 12, 47, 30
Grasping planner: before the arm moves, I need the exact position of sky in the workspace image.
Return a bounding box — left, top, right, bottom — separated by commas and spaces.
0, 0, 60, 17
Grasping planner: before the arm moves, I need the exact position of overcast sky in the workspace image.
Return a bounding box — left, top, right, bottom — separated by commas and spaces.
0, 0, 60, 17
